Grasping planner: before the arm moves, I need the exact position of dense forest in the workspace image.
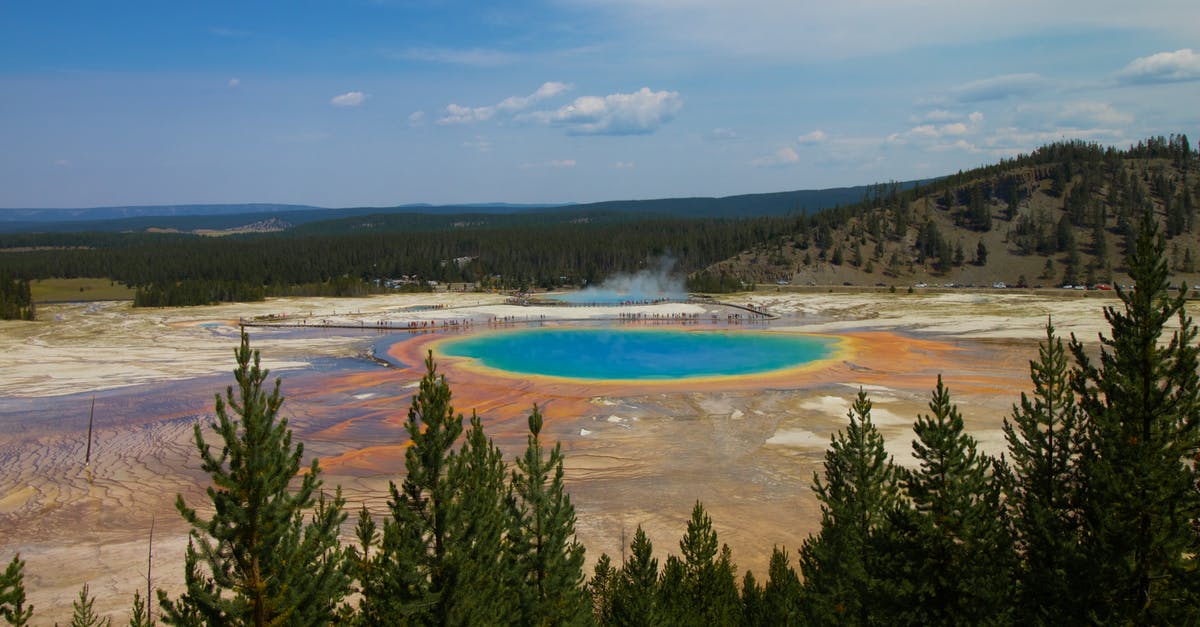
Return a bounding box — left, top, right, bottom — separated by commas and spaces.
0, 272, 34, 320
0, 216, 788, 310
4, 206, 1197, 624
0, 135, 1196, 316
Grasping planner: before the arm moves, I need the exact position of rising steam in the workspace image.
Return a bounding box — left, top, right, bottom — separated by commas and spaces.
561, 257, 687, 304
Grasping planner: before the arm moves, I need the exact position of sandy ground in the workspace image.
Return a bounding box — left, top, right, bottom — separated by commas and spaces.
0, 289, 1133, 622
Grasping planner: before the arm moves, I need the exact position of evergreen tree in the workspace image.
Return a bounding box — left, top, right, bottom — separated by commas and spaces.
351, 504, 379, 595
1002, 322, 1087, 623
739, 571, 764, 627
158, 330, 352, 626
70, 584, 110, 627
760, 548, 802, 626
588, 555, 616, 626
660, 502, 742, 626
896, 377, 1015, 624
0, 554, 33, 626
507, 405, 590, 626
610, 526, 659, 625
361, 352, 465, 624
654, 557, 688, 625
444, 414, 518, 626
1069, 208, 1200, 622
798, 389, 901, 624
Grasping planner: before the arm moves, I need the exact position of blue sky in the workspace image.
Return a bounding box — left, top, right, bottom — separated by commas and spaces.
2, 1, 1198, 208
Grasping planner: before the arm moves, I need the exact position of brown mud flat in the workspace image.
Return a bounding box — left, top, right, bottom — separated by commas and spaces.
0, 291, 1123, 622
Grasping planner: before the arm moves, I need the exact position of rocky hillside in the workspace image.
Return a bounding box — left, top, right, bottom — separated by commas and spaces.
704, 136, 1198, 289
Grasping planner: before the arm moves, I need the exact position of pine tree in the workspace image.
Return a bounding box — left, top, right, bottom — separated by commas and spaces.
361, 351, 465, 624
1002, 322, 1087, 623
739, 571, 764, 627
588, 555, 616, 626
654, 556, 688, 625
507, 404, 590, 626
444, 413, 518, 625
1069, 208, 1200, 622
659, 502, 742, 625
351, 504, 378, 592
0, 554, 33, 626
760, 548, 802, 626
799, 389, 901, 624
897, 376, 1015, 624
158, 329, 352, 626
610, 526, 659, 625
70, 584, 110, 627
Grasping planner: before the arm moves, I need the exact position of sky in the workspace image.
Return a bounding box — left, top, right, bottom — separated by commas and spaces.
2, 1, 1199, 209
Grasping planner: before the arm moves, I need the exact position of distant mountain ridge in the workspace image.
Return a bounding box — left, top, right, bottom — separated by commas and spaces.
0, 203, 324, 222
0, 181, 929, 234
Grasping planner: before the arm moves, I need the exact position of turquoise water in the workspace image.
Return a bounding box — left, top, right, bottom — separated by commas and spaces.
438, 328, 837, 380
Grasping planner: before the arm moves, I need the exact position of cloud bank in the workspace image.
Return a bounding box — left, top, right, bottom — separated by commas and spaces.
1117, 49, 1200, 84
525, 87, 682, 135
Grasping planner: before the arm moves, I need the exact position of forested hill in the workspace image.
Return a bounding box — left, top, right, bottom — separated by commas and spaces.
1, 136, 1196, 310
703, 135, 1199, 289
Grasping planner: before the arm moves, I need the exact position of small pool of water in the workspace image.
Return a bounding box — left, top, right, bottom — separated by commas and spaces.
436, 328, 837, 380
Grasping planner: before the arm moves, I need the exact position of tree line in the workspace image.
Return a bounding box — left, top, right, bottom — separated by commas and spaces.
3, 206, 1199, 624
0, 216, 793, 306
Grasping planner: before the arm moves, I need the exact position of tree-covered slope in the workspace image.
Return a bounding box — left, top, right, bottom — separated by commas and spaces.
704, 135, 1198, 289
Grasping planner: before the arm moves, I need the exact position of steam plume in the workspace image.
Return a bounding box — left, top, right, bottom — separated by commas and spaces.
562, 257, 686, 303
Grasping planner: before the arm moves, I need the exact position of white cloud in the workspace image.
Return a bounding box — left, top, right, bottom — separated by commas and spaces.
496, 82, 571, 114
887, 112, 984, 146
796, 130, 828, 145
1117, 48, 1200, 84
439, 82, 571, 125
951, 73, 1047, 102
751, 146, 800, 167
408, 111, 426, 127
613, 161, 636, 169
524, 87, 683, 135
520, 159, 577, 169
331, 91, 367, 107
54, 159, 70, 167
940, 122, 969, 136
227, 78, 240, 88
441, 103, 491, 124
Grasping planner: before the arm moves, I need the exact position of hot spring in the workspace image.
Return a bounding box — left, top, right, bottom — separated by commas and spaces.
435, 328, 840, 381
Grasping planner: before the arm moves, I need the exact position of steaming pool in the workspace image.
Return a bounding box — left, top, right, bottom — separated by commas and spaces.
434, 328, 840, 381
